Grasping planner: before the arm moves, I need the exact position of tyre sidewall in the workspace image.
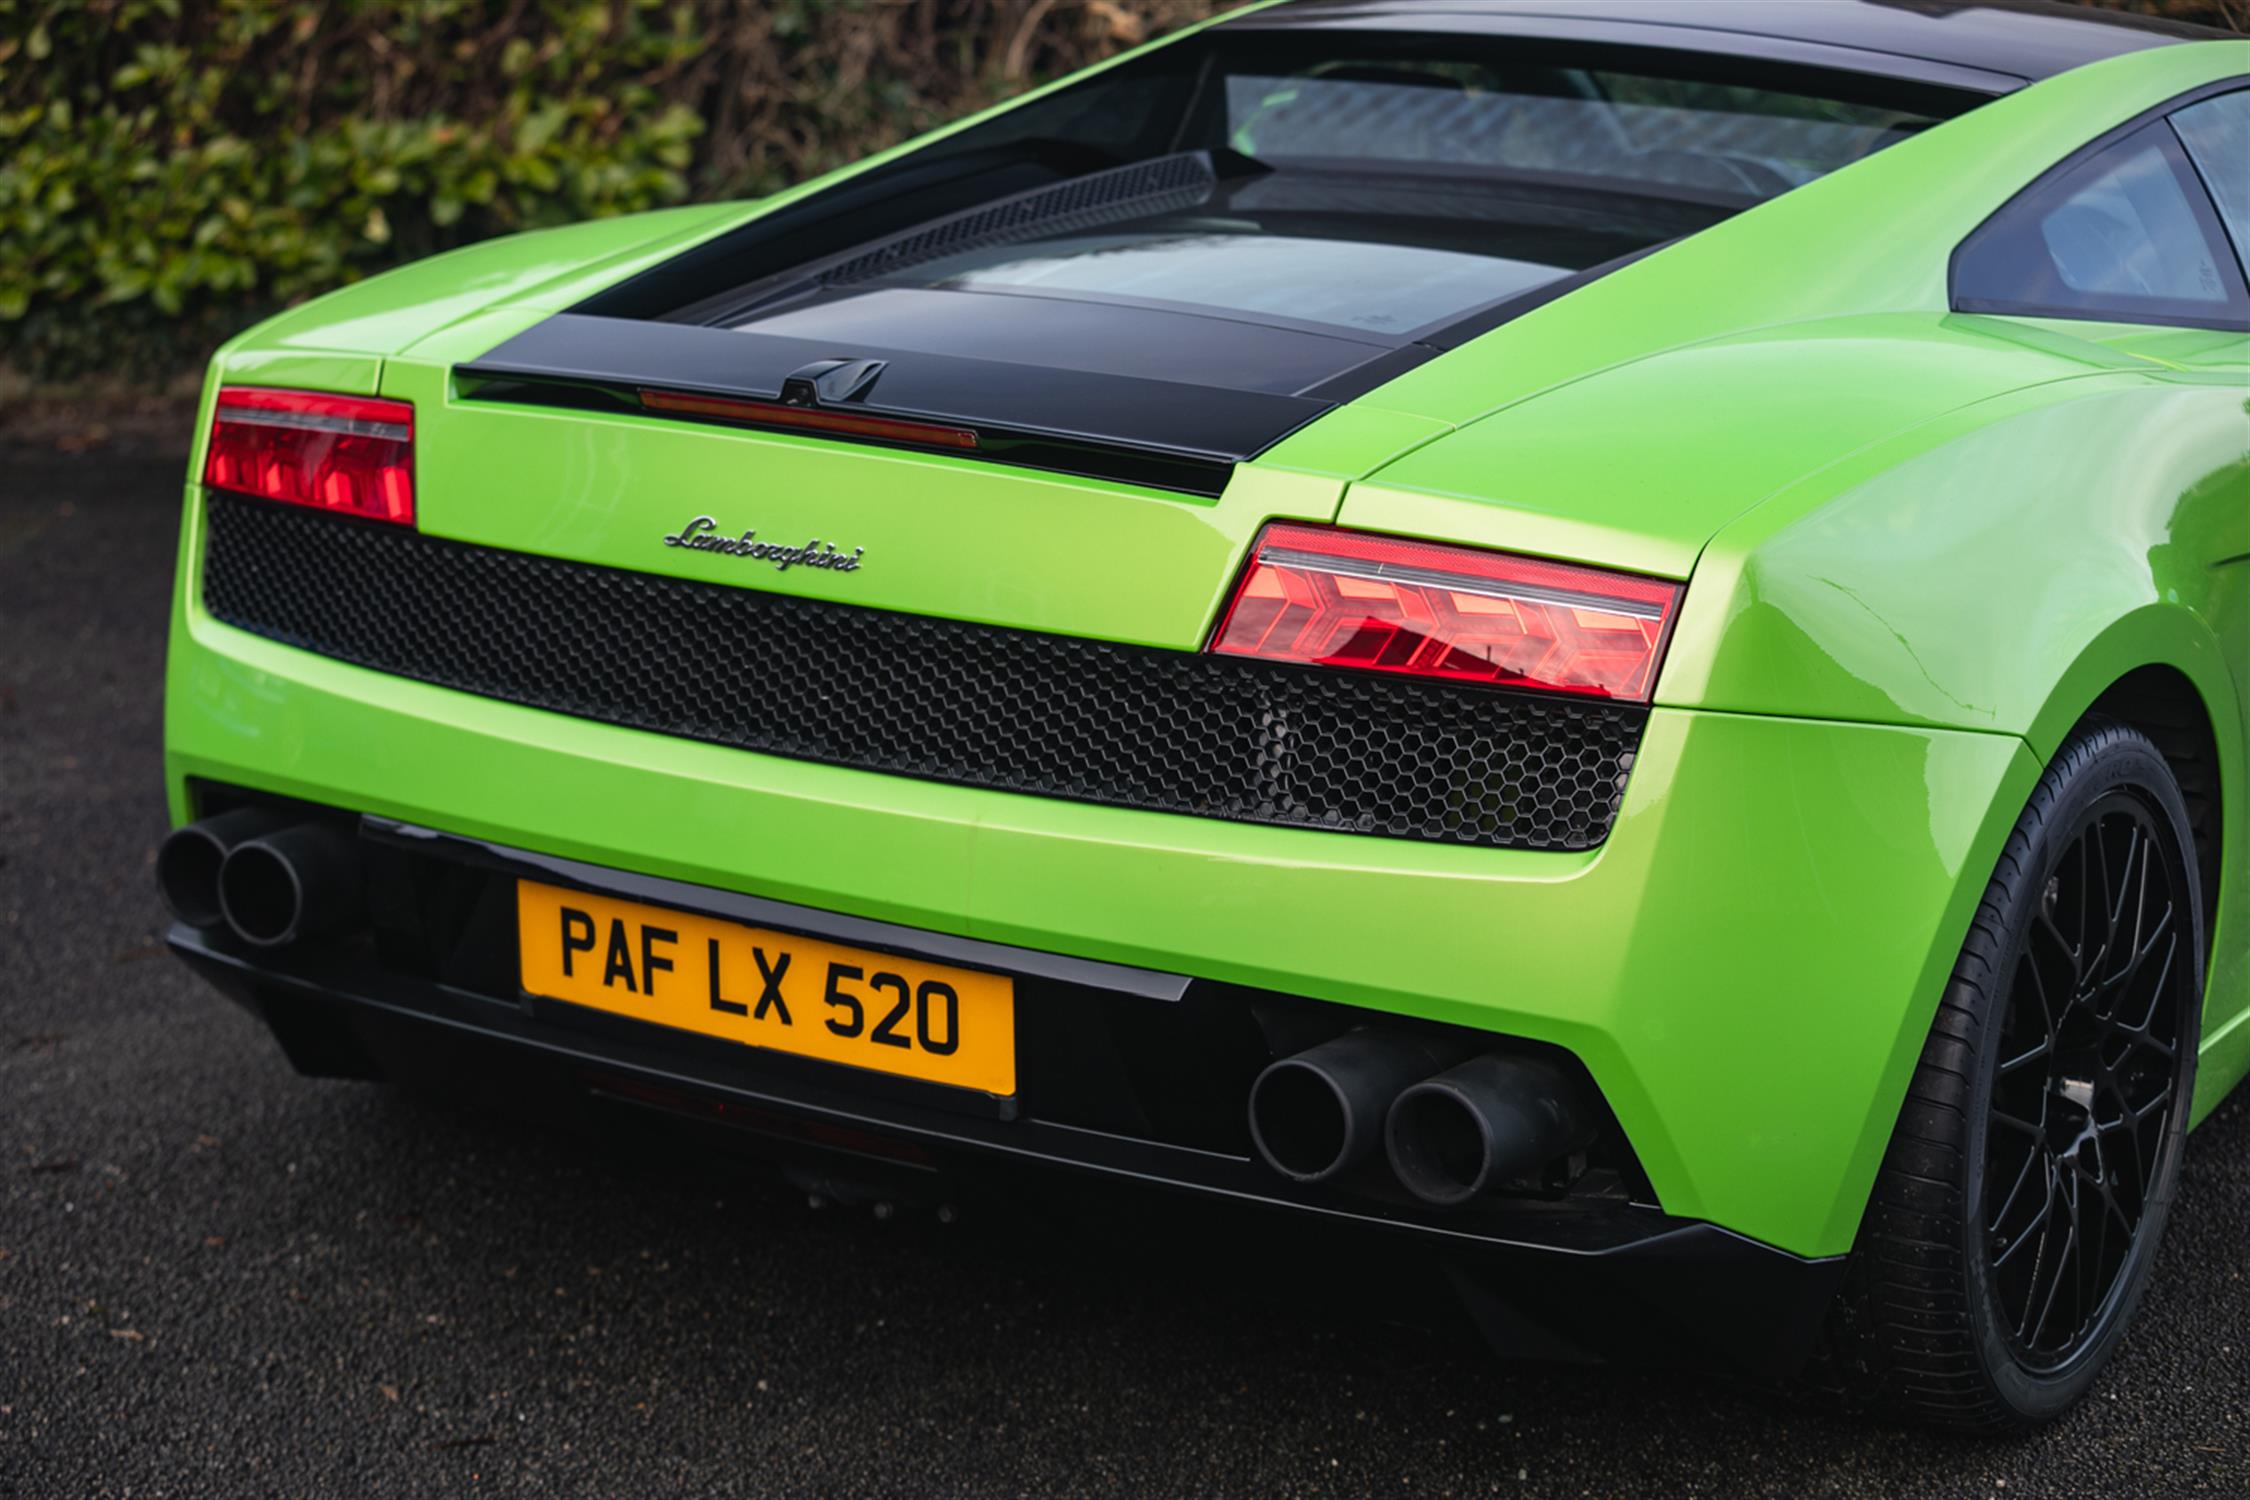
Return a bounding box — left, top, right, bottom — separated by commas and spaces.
1961, 727, 2206, 1424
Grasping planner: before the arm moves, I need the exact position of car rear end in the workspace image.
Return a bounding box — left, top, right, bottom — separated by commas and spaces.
158, 18, 2053, 1376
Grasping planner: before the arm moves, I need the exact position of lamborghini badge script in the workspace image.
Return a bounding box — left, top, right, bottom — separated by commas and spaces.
661, 515, 865, 573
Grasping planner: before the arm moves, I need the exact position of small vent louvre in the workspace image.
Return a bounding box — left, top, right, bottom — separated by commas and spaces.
813, 152, 1219, 290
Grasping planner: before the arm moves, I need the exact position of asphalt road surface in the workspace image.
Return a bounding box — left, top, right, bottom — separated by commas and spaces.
3, 438, 2246, 1499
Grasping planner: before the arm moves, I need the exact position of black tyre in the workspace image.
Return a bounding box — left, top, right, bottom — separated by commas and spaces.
1821, 718, 2205, 1430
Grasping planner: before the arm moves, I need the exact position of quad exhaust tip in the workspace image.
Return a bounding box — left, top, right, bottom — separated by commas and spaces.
1247, 1031, 1468, 1184
219, 823, 364, 947
160, 811, 364, 949
1384, 1054, 1596, 1207
1249, 1031, 1599, 1206
157, 807, 290, 931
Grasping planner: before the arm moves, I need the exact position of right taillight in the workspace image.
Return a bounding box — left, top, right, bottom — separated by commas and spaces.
203, 387, 416, 525
1209, 523, 1682, 701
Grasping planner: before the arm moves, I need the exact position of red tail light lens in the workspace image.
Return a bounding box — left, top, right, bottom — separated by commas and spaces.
203, 388, 415, 525
1210, 524, 1682, 701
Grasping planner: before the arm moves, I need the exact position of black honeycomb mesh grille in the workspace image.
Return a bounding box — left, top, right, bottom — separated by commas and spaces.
200, 494, 1645, 850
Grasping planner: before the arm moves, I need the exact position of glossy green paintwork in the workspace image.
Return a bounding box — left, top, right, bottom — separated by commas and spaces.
167, 33, 2250, 1258
213, 204, 746, 369
1670, 355, 2249, 1095
1327, 42, 2250, 1127
165, 538, 2038, 1254
379, 360, 1349, 650
1337, 313, 2115, 580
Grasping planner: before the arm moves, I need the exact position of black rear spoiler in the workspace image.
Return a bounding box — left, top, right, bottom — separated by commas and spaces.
455, 313, 1375, 497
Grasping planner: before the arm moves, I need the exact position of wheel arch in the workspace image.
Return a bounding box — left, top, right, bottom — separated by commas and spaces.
2021, 610, 2248, 1116
2022, 607, 2238, 921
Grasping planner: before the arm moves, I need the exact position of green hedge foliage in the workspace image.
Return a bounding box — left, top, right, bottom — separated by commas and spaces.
0, 0, 2239, 382
2, 0, 717, 378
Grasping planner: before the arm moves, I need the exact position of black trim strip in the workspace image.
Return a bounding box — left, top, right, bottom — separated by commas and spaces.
362, 816, 1191, 1003
1219, 11, 2026, 96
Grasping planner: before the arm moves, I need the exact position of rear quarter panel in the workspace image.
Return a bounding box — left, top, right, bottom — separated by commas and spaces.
1663, 336, 2250, 1113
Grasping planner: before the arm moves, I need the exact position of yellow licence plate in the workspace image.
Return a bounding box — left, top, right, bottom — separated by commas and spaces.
516, 881, 1016, 1095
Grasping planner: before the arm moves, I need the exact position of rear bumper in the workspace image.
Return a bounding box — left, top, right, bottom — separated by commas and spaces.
166, 485, 2040, 1259
165, 818, 1850, 1377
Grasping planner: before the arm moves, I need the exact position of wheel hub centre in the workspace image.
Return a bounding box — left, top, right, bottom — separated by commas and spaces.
2045, 1074, 2099, 1156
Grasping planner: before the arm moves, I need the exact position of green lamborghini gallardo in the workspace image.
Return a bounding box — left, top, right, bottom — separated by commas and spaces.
158, 0, 2248, 1429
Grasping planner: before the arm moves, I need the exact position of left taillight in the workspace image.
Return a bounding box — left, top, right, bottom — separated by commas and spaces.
1209, 523, 1682, 701
203, 387, 415, 525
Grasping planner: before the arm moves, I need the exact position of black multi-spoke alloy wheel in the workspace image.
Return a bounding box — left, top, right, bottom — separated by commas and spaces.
1820, 718, 2205, 1430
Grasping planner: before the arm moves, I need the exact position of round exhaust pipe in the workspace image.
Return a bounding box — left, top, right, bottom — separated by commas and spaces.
1248, 1031, 1467, 1184
157, 807, 291, 929
1385, 1054, 1596, 1207
218, 823, 365, 947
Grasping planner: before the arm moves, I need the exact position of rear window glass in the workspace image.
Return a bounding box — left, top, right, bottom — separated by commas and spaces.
1223, 66, 1939, 200
603, 33, 1982, 361
855, 212, 1605, 338
814, 63, 1945, 339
